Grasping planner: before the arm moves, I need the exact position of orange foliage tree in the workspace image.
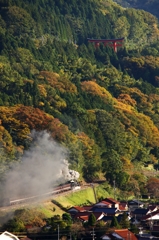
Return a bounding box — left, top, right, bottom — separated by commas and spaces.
39, 71, 77, 93
146, 177, 159, 198
81, 80, 113, 103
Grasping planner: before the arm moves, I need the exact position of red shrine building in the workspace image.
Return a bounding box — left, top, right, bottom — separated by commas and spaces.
87, 37, 124, 52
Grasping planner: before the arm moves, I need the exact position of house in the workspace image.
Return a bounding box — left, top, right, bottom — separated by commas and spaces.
142, 194, 151, 199
136, 233, 159, 240
73, 211, 105, 222
128, 200, 144, 211
141, 209, 159, 222
82, 205, 93, 211
119, 202, 129, 211
104, 198, 120, 209
67, 206, 88, 214
91, 207, 119, 216
0, 231, 19, 240
148, 205, 158, 213
94, 200, 113, 208
133, 208, 150, 220
101, 229, 137, 240
112, 229, 138, 240
67, 205, 92, 217
133, 206, 159, 221
94, 198, 120, 209
102, 214, 123, 225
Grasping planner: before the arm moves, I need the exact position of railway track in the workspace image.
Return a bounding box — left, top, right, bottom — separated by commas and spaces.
0, 183, 83, 210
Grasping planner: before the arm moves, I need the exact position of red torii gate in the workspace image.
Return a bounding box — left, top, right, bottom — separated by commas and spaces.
87, 37, 124, 52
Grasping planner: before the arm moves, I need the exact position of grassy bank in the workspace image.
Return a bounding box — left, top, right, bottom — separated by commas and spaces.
0, 183, 127, 223
52, 183, 114, 209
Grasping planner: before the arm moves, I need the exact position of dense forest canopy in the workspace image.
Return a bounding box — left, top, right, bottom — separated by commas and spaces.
0, 0, 159, 198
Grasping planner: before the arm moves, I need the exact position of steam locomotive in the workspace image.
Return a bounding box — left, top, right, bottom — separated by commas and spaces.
0, 181, 80, 207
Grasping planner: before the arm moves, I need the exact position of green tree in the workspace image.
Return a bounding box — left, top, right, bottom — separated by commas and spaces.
96, 110, 127, 155
88, 213, 96, 227
62, 213, 72, 226
102, 149, 123, 184
2, 218, 25, 232
120, 212, 130, 229
110, 216, 120, 229
115, 171, 130, 189
130, 223, 139, 234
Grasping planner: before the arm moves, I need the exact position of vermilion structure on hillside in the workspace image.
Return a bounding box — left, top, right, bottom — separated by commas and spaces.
87, 37, 124, 52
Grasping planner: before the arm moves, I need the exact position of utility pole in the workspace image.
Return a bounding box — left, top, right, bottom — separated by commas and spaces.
58, 224, 59, 240
91, 227, 96, 240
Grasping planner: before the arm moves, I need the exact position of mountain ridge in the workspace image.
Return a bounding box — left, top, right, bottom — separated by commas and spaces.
113, 0, 159, 19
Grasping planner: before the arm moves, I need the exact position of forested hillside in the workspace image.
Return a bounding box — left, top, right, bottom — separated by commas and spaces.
113, 0, 159, 19
1, 0, 159, 198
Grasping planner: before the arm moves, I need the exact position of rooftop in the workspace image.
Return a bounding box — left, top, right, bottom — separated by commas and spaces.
0, 231, 19, 240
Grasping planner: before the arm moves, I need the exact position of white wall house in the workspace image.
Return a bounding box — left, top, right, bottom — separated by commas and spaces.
0, 231, 19, 240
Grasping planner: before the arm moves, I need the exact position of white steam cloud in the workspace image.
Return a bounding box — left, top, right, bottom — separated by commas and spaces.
61, 159, 80, 181
2, 131, 79, 200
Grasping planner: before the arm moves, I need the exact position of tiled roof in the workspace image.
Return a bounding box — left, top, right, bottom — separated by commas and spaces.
104, 198, 119, 204
113, 229, 138, 240
0, 231, 19, 240
120, 202, 128, 207
68, 206, 86, 212
78, 215, 88, 221
119, 203, 128, 211
82, 205, 93, 211
100, 201, 112, 205
119, 206, 125, 211
68, 205, 94, 213
133, 208, 149, 215
94, 201, 112, 207
141, 209, 159, 220
148, 205, 158, 212
92, 207, 117, 214
102, 230, 137, 240
74, 212, 105, 221
128, 199, 143, 205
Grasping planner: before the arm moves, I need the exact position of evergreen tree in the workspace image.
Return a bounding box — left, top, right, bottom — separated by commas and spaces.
110, 216, 120, 229
88, 213, 96, 227
120, 212, 130, 229
130, 223, 139, 234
